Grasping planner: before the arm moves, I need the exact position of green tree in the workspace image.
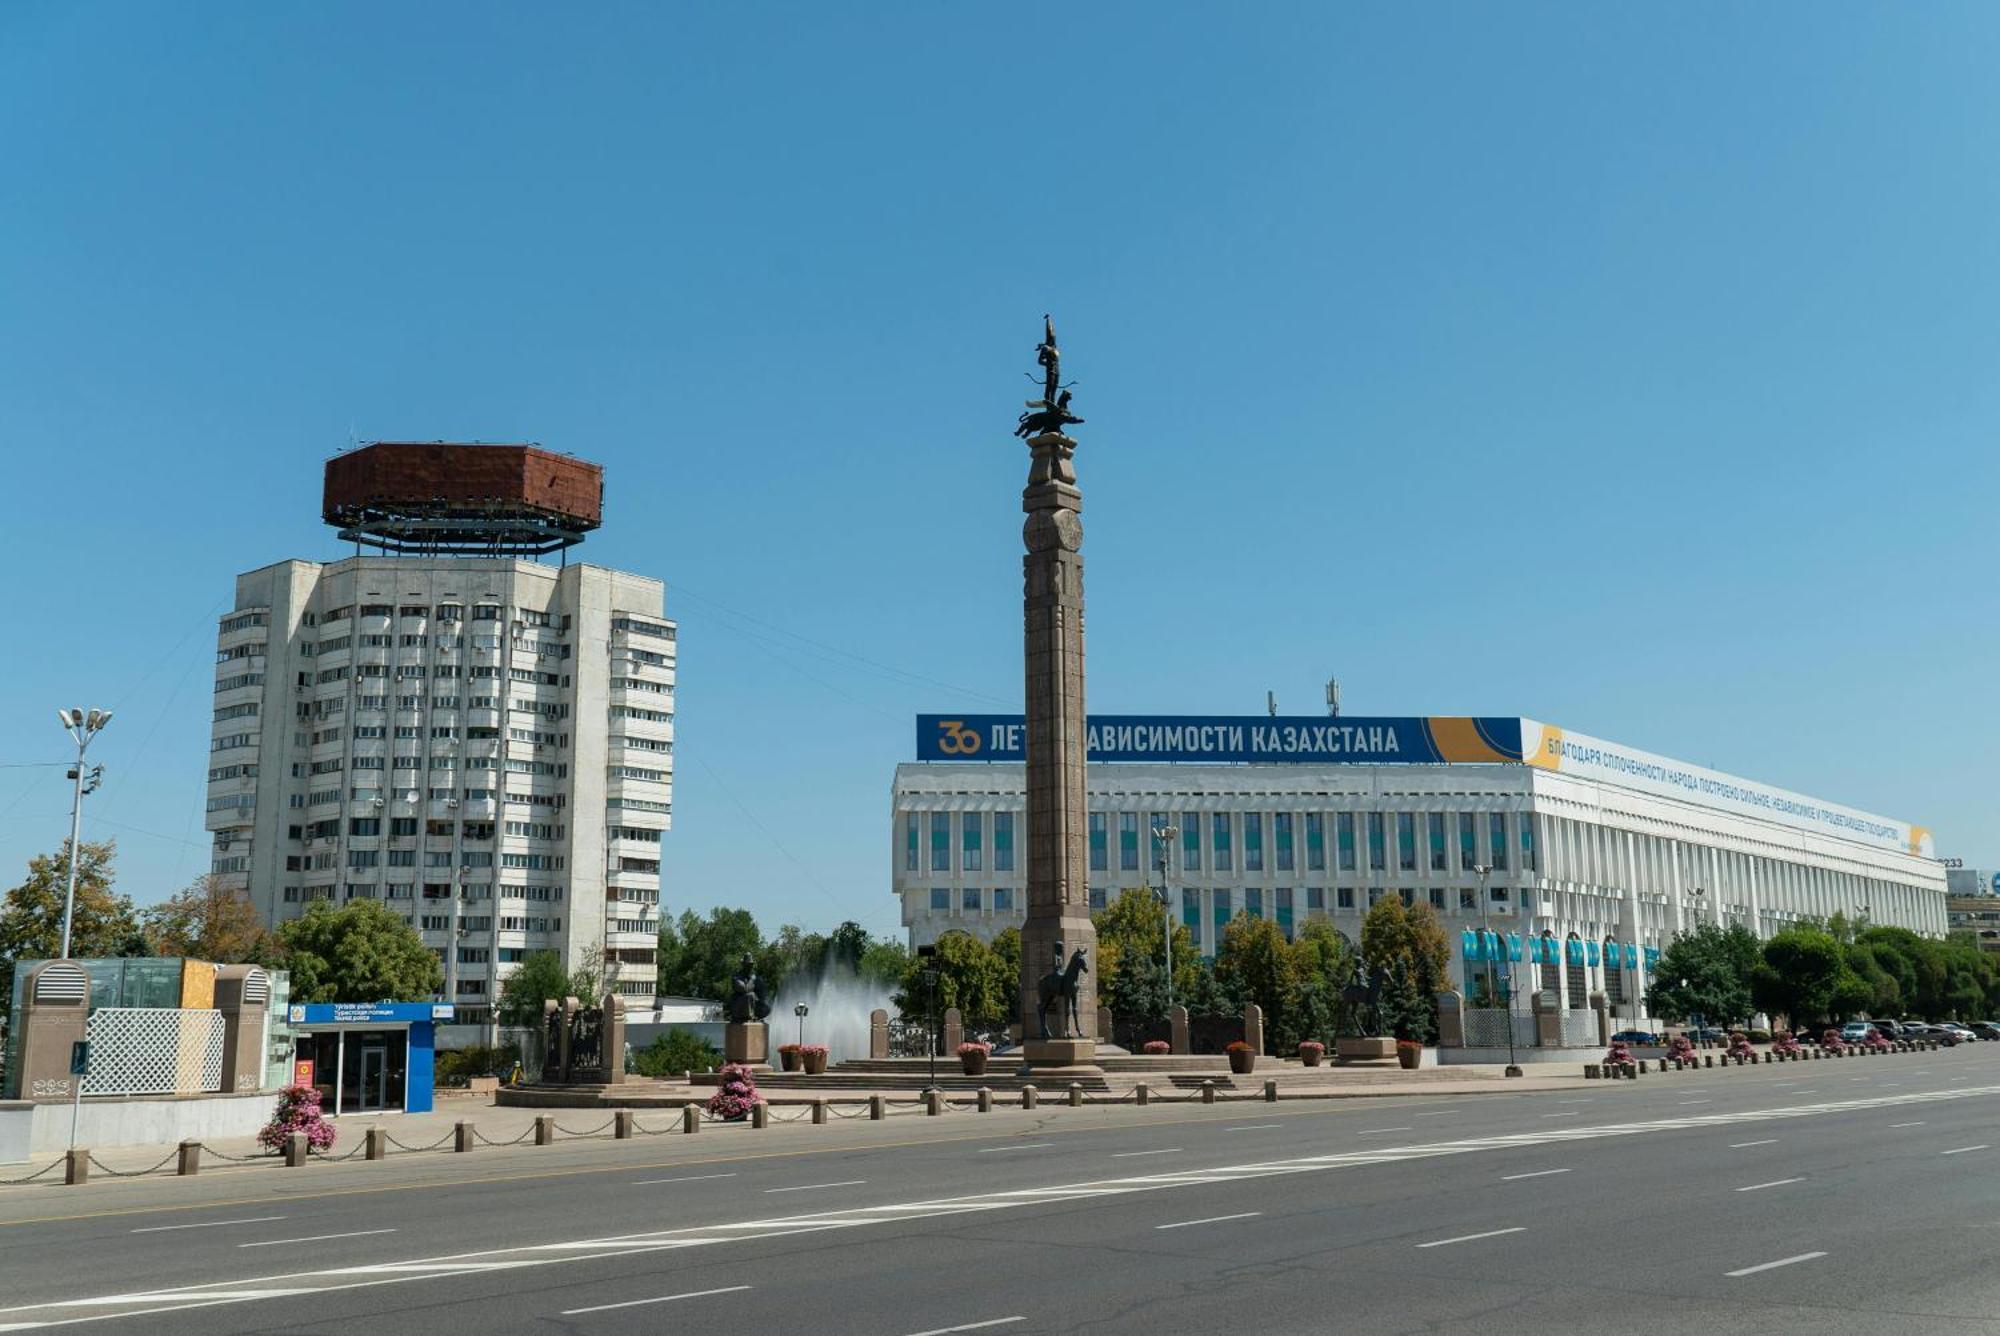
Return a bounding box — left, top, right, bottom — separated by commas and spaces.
0, 839, 140, 1005
1092, 889, 1198, 1028
1751, 926, 1857, 1029
1290, 919, 1359, 1043
656, 908, 780, 1003
277, 899, 442, 1003
1377, 957, 1431, 1042
1360, 898, 1451, 997
495, 948, 603, 1027
1214, 915, 1304, 1051
896, 930, 1010, 1027
991, 926, 1021, 1022
859, 936, 913, 990
141, 875, 277, 964
1643, 923, 1755, 1027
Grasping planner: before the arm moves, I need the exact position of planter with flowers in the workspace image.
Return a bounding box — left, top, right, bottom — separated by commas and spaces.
1142, 1040, 1171, 1056
799, 1044, 829, 1075
1226, 1040, 1257, 1075
258, 1084, 336, 1156
1771, 1030, 1803, 1057
1862, 1029, 1892, 1051
1604, 1040, 1635, 1073
1820, 1028, 1845, 1055
958, 1041, 990, 1076
777, 1044, 803, 1073
1395, 1039, 1423, 1070
706, 1064, 764, 1121
1726, 1031, 1756, 1063
1667, 1034, 1697, 1067
1298, 1041, 1325, 1068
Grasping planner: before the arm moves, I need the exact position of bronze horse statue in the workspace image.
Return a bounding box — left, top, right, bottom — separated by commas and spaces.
1036, 947, 1090, 1040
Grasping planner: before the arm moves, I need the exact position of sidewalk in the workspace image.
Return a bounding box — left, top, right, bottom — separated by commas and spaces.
3, 1065, 1584, 1182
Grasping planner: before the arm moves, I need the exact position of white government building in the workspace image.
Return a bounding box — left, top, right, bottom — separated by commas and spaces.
893, 713, 1946, 1023
206, 444, 675, 1024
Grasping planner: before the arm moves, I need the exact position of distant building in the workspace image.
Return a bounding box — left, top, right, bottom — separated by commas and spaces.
1946, 867, 2000, 898
893, 713, 1947, 1025
204, 444, 675, 1025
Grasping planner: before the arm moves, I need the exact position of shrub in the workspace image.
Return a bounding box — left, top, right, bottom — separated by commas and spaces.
434, 1044, 519, 1086
705, 1064, 763, 1121
1142, 1040, 1171, 1055
257, 1085, 336, 1154
1748, 1029, 1772, 1044
628, 1028, 722, 1079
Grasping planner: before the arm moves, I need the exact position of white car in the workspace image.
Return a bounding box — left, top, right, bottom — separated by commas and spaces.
1937, 1023, 1978, 1043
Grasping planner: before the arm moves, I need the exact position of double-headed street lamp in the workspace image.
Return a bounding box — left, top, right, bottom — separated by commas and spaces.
793, 1001, 810, 1050
55, 708, 111, 959
1471, 862, 1522, 1077
1151, 824, 1178, 1010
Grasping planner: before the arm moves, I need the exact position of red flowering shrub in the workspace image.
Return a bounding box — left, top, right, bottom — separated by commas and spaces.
258, 1084, 336, 1154
1142, 1040, 1171, 1055
1604, 1041, 1634, 1067
956, 1042, 990, 1058
705, 1064, 764, 1121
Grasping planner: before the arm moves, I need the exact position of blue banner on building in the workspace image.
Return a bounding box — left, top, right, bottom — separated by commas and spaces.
917, 715, 1526, 765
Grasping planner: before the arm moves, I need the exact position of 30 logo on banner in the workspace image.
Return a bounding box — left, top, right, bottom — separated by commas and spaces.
934, 719, 983, 755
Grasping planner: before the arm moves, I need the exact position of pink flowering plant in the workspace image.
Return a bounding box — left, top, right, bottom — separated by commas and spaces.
1727, 1031, 1755, 1060
1298, 1041, 1325, 1056
257, 1084, 336, 1154
798, 1044, 828, 1058
1772, 1030, 1803, 1056
956, 1042, 990, 1058
704, 1064, 765, 1121
1667, 1034, 1697, 1063
1862, 1029, 1892, 1050
1820, 1028, 1846, 1053
1142, 1040, 1171, 1055
1604, 1041, 1634, 1067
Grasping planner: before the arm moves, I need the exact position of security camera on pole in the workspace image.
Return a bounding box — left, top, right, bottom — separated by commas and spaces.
54, 708, 111, 959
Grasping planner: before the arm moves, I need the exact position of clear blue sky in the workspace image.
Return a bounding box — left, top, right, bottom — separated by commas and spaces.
2, 6, 1994, 941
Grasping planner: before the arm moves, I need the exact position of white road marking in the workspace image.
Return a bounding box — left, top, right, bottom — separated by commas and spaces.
1888, 1122, 1925, 1129
1155, 1211, 1261, 1231
560, 1285, 751, 1316
9, 1083, 2000, 1332
1413, 1111, 1454, 1117
1789, 1090, 1817, 1095
900, 1319, 1026, 1336
1500, 1169, 1571, 1181
976, 1144, 1054, 1154
631, 1173, 739, 1186
1355, 1127, 1413, 1135
240, 1230, 397, 1249
1540, 1113, 1579, 1119
1940, 1145, 1990, 1155
1111, 1148, 1182, 1158
1736, 1178, 1805, 1192
1728, 1140, 1778, 1148
1223, 1124, 1282, 1132
130, 1217, 285, 1234
1556, 1099, 1594, 1104
1417, 1227, 1526, 1249
1727, 1252, 1826, 1277
1678, 1100, 1712, 1106
764, 1179, 866, 1193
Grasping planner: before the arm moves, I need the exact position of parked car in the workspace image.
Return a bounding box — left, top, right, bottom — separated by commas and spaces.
1840, 1021, 1875, 1044
1692, 1027, 1728, 1044
1869, 1019, 1905, 1039
1969, 1022, 2000, 1041
1609, 1030, 1661, 1046
1937, 1023, 1977, 1043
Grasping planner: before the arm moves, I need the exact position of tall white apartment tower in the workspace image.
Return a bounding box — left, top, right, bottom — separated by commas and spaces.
204, 444, 674, 1024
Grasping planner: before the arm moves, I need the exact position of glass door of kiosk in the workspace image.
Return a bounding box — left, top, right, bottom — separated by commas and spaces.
358, 1046, 389, 1112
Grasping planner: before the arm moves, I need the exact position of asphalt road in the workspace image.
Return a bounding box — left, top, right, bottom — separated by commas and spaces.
2, 1047, 1997, 1336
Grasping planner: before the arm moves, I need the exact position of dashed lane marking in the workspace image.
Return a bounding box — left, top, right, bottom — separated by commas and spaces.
559, 1285, 750, 1316
1417, 1227, 1526, 1249
1728, 1252, 1826, 1277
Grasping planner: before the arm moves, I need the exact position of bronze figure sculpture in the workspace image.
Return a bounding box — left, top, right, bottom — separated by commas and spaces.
1035, 943, 1090, 1040
1014, 314, 1084, 439
725, 953, 773, 1024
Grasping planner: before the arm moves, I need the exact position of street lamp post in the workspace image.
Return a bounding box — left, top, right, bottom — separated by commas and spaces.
916, 943, 940, 1095
1151, 825, 1178, 1011
1472, 863, 1522, 1077
794, 1001, 810, 1050
54, 709, 111, 959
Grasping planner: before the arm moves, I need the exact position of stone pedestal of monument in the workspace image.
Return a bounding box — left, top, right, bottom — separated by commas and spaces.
1021, 1037, 1099, 1077
724, 1021, 770, 1070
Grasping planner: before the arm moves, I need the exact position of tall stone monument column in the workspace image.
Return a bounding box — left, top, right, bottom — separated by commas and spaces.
1014, 317, 1099, 1076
